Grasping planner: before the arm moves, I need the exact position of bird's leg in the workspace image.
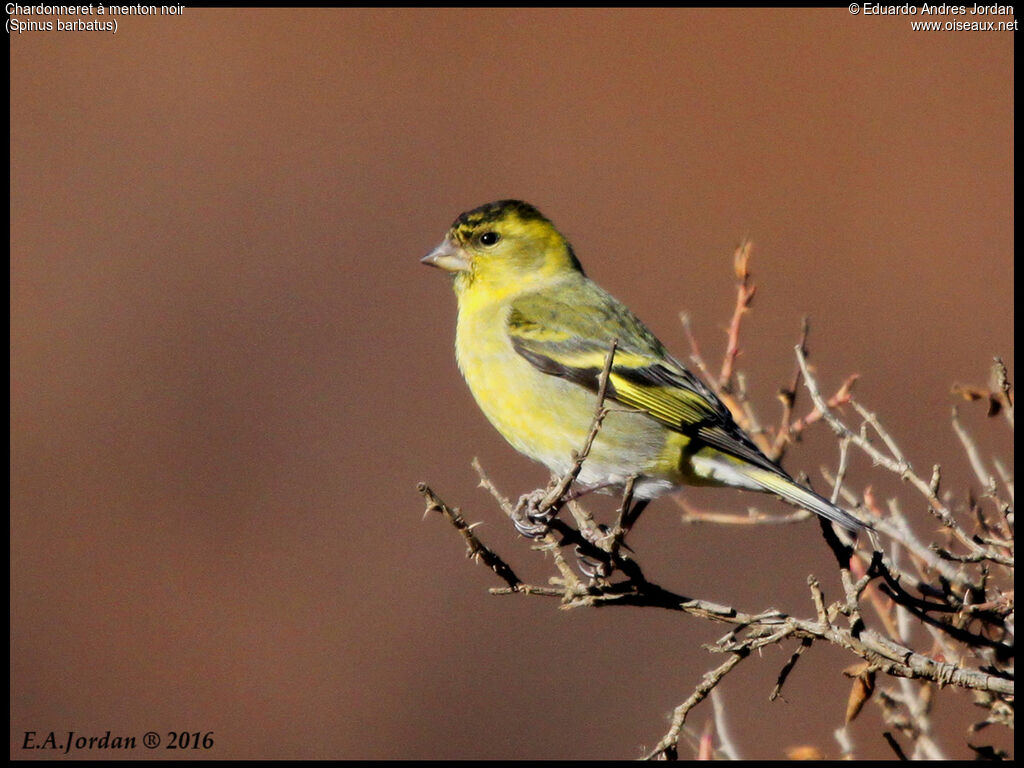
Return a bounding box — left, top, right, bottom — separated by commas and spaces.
611, 476, 640, 534
563, 481, 616, 502
606, 478, 648, 561
618, 498, 650, 539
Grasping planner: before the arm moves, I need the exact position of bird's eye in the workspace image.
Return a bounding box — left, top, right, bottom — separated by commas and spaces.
479, 231, 500, 246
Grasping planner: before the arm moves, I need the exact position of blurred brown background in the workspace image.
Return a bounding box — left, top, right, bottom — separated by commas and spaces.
10, 8, 1013, 760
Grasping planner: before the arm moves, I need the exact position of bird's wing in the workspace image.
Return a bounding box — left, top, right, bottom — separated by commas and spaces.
507, 285, 784, 476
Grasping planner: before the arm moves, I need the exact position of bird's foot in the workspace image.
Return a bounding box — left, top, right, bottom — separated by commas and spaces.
573, 523, 614, 578
512, 489, 556, 538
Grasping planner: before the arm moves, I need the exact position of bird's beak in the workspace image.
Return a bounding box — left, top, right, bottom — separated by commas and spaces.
421, 237, 470, 272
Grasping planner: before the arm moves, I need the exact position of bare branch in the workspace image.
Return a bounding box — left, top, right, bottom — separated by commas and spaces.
645, 653, 747, 760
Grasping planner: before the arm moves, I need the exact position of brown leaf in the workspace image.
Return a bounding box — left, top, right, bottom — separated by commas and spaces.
951, 384, 1004, 416
951, 383, 989, 402
733, 240, 753, 280
845, 666, 876, 723
842, 661, 871, 678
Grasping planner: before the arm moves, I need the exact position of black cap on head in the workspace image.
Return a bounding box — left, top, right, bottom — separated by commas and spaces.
452, 200, 549, 230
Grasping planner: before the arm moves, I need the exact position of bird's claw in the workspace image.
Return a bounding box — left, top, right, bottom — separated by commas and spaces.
574, 545, 613, 578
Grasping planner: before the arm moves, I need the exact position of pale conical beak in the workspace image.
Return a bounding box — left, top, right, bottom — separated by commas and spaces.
421, 237, 470, 272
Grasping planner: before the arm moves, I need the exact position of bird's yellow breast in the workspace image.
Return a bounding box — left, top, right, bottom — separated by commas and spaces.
455, 289, 590, 470
452, 281, 676, 492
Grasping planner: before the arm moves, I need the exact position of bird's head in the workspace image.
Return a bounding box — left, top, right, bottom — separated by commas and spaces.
422, 200, 583, 295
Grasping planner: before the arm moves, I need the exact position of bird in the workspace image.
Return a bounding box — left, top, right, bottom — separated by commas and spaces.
421, 199, 865, 533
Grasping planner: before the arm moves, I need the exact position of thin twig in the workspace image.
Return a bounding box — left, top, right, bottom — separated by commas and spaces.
719, 239, 756, 390
645, 653, 747, 760
770, 315, 811, 462
417, 483, 523, 592
951, 406, 995, 491
680, 312, 716, 386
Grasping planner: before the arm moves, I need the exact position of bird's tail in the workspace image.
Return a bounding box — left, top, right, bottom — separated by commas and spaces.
745, 467, 868, 532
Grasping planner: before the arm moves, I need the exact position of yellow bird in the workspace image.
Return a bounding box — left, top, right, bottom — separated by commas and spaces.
422, 200, 865, 533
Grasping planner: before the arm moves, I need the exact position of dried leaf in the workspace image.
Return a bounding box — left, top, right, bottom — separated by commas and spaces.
785, 745, 825, 760
733, 240, 753, 280
697, 718, 714, 760
844, 666, 876, 723
950, 384, 1004, 416
951, 383, 989, 401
